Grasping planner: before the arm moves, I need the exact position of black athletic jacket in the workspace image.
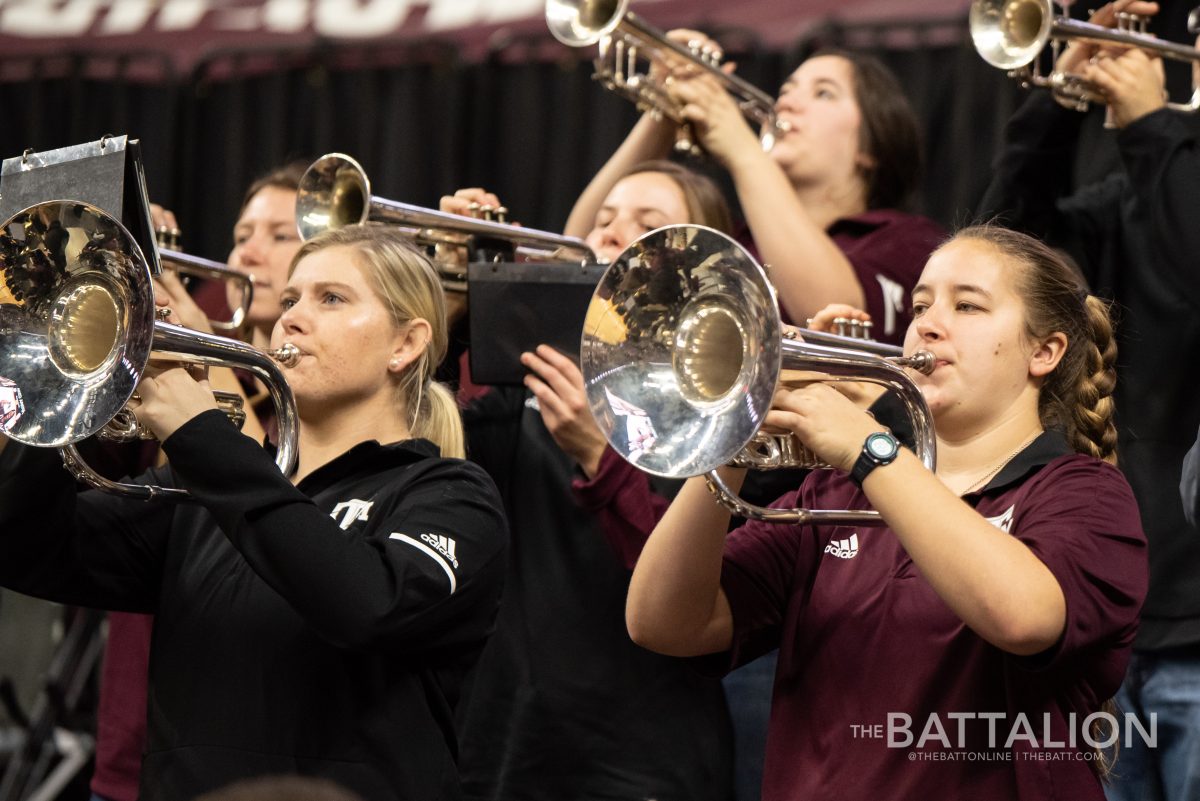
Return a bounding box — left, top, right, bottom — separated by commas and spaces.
0, 410, 508, 801
979, 95, 1200, 650
455, 387, 733, 801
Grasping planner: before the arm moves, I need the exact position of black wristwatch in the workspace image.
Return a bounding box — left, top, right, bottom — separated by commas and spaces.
850, 431, 900, 488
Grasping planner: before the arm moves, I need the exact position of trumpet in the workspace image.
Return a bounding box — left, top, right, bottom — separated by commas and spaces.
970, 0, 1200, 112
0, 201, 298, 501
158, 249, 256, 335
579, 224, 936, 526
296, 153, 597, 290
545, 0, 788, 153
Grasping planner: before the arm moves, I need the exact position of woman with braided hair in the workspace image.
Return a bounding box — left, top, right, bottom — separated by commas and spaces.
624, 225, 1147, 801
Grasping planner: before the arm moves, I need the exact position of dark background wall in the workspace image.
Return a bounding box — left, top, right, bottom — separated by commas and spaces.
0, 3, 1195, 270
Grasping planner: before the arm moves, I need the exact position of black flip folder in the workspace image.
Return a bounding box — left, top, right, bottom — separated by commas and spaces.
467, 260, 606, 386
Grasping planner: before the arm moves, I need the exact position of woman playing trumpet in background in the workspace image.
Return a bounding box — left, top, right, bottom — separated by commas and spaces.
976, 2, 1200, 798
152, 162, 309, 443
441, 163, 739, 801
565, 38, 944, 344
622, 225, 1146, 800
0, 224, 507, 801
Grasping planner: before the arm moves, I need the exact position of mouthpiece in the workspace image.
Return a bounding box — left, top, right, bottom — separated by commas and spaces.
892, 350, 935, 376
269, 343, 301, 367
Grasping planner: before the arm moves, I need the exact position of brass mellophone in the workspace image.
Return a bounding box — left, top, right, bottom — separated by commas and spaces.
579, 224, 937, 526
0, 201, 299, 500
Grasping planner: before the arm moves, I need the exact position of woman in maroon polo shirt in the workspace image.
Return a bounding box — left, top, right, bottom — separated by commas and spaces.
626, 225, 1148, 801
565, 44, 944, 346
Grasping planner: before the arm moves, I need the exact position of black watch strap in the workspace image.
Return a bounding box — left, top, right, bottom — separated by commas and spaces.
850, 431, 900, 488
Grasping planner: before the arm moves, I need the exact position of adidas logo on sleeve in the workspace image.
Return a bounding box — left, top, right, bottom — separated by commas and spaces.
824, 533, 860, 559
390, 531, 461, 593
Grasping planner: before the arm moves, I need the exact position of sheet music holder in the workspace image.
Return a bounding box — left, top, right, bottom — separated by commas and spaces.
0, 135, 161, 276
467, 260, 606, 386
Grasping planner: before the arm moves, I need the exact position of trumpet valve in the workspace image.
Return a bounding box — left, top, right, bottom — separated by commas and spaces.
155, 225, 182, 250
1116, 11, 1148, 34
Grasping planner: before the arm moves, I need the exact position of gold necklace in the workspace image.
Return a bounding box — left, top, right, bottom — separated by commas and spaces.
960, 431, 1042, 496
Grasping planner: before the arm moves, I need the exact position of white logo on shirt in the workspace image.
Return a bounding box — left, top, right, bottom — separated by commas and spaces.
419, 533, 460, 568
984, 505, 1015, 533
824, 533, 860, 559
331, 499, 373, 530
876, 274, 906, 337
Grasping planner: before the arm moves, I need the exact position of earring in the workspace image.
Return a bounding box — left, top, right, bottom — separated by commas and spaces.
390, 357, 403, 371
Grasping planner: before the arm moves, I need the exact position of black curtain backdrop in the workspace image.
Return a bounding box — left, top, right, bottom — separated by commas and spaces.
2, 3, 1195, 264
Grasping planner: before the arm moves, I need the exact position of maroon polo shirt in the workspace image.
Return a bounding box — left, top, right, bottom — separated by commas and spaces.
736, 209, 945, 345
716, 431, 1147, 801
827, 209, 945, 345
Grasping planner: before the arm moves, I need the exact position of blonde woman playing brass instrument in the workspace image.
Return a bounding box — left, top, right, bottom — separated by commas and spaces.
624, 226, 1146, 801
0, 225, 507, 801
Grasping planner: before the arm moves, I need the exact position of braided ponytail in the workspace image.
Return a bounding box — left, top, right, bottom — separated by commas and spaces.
1062, 296, 1118, 464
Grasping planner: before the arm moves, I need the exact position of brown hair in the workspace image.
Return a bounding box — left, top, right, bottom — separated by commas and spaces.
808, 49, 922, 210
289, 225, 465, 458
623, 160, 734, 235
239, 160, 310, 215
951, 225, 1118, 463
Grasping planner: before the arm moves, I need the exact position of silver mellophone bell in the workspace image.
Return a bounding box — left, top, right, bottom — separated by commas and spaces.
578, 224, 937, 526
0, 201, 298, 501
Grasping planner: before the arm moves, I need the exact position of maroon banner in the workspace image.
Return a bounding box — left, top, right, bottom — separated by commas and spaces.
0, 0, 970, 75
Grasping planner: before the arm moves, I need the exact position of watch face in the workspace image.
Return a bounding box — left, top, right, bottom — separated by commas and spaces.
866, 433, 898, 459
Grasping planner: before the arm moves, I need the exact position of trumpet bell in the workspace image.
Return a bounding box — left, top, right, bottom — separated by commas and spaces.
581, 225, 780, 478
296, 153, 371, 241
294, 153, 598, 287
970, 0, 1051, 70
0, 201, 154, 446
546, 0, 624, 46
